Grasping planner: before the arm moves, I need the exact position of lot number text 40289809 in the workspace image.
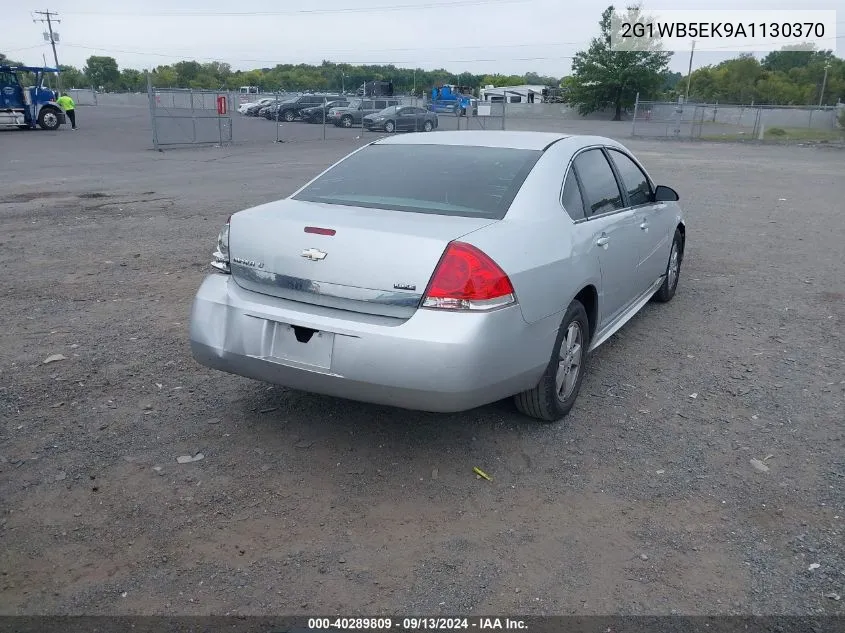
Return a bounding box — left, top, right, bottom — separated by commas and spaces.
307, 617, 528, 630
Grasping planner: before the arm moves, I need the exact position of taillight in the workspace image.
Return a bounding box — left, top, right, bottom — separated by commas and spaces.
211, 216, 231, 274
422, 242, 516, 311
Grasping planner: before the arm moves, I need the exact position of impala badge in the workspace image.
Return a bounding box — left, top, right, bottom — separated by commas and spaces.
393, 283, 416, 291
232, 256, 264, 268
301, 248, 327, 261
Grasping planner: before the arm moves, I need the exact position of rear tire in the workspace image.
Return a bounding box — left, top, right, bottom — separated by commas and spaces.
652, 229, 683, 303
423, 120, 434, 132
514, 300, 590, 423
341, 115, 353, 128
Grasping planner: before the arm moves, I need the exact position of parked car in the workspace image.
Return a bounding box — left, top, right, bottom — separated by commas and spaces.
363, 105, 438, 133
261, 98, 296, 120
270, 94, 343, 122
329, 97, 402, 128
238, 97, 274, 114
189, 131, 686, 422
243, 98, 278, 116
300, 100, 349, 123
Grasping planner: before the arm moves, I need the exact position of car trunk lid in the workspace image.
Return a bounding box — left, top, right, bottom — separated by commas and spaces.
229, 199, 496, 319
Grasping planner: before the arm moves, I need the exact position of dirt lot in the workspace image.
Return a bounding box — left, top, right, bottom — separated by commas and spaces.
1, 107, 843, 617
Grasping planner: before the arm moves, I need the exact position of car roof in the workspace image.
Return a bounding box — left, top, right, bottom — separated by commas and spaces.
371, 131, 630, 152
373, 130, 570, 150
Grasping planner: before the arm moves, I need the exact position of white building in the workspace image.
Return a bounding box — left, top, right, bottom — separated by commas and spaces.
479, 84, 548, 103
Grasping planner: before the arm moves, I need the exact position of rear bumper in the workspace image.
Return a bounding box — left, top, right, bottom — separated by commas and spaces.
189, 274, 554, 413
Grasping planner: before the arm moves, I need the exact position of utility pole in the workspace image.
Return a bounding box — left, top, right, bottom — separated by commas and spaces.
818, 61, 831, 107
684, 40, 695, 103
33, 9, 62, 93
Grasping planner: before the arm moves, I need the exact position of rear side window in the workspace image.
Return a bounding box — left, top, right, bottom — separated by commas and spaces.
572, 149, 624, 216
561, 171, 586, 221
608, 149, 653, 206
293, 144, 542, 219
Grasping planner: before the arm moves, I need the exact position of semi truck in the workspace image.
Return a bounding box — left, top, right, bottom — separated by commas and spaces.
0, 65, 66, 130
428, 84, 475, 116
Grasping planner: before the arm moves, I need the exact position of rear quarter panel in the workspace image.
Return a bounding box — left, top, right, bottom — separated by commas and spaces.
463, 138, 602, 326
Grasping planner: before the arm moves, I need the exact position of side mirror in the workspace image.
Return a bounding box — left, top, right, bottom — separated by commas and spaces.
654, 185, 680, 202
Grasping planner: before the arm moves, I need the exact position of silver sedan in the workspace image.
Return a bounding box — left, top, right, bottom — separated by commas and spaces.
189, 131, 686, 422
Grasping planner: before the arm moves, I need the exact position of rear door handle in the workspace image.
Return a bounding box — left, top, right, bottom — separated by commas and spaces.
639, 220, 649, 231
596, 235, 610, 247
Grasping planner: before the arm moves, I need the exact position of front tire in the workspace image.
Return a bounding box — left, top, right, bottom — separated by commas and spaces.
653, 228, 683, 303
38, 108, 61, 131
423, 120, 434, 132
384, 120, 395, 133
282, 110, 296, 122
514, 300, 590, 422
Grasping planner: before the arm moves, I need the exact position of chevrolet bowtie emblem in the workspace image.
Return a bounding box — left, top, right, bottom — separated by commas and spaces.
301, 248, 328, 261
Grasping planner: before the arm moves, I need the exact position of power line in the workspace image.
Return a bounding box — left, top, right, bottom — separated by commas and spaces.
3, 44, 47, 53
59, 33, 845, 66
59, 39, 589, 58
61, 0, 529, 17
59, 43, 576, 66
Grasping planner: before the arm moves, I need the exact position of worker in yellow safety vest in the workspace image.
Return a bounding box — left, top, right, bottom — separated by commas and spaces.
56, 93, 78, 130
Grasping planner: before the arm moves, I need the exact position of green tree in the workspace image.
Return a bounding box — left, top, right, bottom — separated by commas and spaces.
762, 46, 833, 73
524, 72, 560, 86
84, 56, 120, 90
119, 68, 144, 91
681, 46, 844, 105
174, 61, 202, 86
0, 52, 25, 66
480, 74, 525, 87
58, 65, 88, 88
150, 65, 178, 88
567, 5, 672, 120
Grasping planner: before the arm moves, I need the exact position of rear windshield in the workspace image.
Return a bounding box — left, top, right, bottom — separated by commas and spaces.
292, 144, 542, 219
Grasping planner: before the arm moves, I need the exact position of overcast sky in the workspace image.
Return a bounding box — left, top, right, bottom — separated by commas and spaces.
5, 0, 842, 78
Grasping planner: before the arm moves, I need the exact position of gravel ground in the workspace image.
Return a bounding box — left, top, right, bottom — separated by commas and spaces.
0, 108, 843, 617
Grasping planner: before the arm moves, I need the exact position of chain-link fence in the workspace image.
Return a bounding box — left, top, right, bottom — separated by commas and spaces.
67, 88, 97, 106
632, 99, 843, 141
241, 94, 447, 144
466, 100, 505, 130
229, 92, 523, 144
147, 80, 234, 150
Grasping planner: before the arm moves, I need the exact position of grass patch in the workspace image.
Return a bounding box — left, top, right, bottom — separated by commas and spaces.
764, 127, 844, 141
700, 127, 845, 142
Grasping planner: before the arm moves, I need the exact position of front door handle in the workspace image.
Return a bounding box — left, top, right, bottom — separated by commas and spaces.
639, 220, 649, 231
596, 235, 610, 247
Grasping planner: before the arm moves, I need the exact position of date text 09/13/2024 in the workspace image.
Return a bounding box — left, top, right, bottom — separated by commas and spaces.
307, 617, 527, 630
